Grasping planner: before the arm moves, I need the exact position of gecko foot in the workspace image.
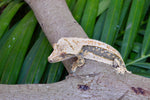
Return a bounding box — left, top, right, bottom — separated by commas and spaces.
71, 56, 85, 72
113, 58, 131, 74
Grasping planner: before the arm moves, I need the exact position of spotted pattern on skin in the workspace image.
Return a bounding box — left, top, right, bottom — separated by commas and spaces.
80, 45, 123, 67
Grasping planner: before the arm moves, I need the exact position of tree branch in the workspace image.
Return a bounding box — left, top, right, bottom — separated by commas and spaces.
0, 0, 150, 99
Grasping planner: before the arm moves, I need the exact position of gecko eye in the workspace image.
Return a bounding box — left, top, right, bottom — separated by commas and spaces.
60, 52, 66, 58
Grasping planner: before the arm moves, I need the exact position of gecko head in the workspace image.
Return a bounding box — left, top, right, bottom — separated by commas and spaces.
48, 51, 74, 63
48, 38, 78, 63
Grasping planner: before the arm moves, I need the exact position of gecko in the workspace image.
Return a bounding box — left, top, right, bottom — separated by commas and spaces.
48, 37, 131, 74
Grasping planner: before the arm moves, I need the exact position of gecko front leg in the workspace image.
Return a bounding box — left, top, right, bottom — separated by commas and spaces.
71, 54, 85, 72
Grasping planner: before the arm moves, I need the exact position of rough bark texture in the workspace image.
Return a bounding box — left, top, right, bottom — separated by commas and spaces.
26, 0, 88, 44
0, 0, 150, 100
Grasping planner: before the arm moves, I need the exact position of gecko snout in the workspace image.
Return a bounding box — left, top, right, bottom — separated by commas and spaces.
49, 60, 53, 63
48, 56, 53, 63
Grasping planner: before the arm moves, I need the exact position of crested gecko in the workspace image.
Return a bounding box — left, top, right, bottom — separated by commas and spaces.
48, 37, 131, 74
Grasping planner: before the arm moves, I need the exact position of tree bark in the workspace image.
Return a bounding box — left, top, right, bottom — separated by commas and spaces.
0, 0, 150, 99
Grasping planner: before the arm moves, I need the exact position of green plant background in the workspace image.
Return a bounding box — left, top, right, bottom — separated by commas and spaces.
0, 0, 150, 84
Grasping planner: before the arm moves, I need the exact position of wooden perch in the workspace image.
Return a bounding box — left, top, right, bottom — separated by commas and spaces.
0, 0, 150, 99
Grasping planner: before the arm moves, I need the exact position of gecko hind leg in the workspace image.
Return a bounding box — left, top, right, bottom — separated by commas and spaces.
113, 58, 120, 68
113, 58, 131, 74
113, 58, 125, 74
71, 55, 85, 72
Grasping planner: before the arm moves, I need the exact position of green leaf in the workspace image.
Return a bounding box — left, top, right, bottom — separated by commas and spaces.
127, 65, 146, 73
141, 0, 150, 21
115, 40, 141, 55
66, 0, 76, 11
72, 0, 86, 23
116, 0, 131, 34
0, 1, 23, 39
0, 0, 11, 7
97, 0, 110, 16
0, 11, 37, 84
129, 52, 138, 60
141, 15, 150, 56
17, 32, 52, 84
131, 63, 150, 70
132, 42, 141, 53
93, 11, 107, 40
0, 23, 18, 49
100, 0, 123, 45
128, 65, 150, 78
46, 62, 64, 83
121, 0, 145, 61
81, 0, 99, 38
126, 54, 150, 66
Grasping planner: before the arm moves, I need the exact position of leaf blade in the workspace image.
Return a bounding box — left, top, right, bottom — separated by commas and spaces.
0, 11, 37, 84
141, 15, 150, 56
121, 0, 145, 61
17, 32, 52, 84
81, 0, 99, 38
72, 0, 86, 23
0, 1, 23, 38
100, 0, 124, 45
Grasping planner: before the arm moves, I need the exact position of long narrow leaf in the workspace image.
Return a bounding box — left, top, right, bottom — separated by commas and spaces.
72, 0, 86, 23
0, 23, 18, 49
141, 15, 150, 56
46, 62, 64, 83
18, 32, 52, 84
121, 0, 145, 61
127, 65, 146, 73
93, 11, 107, 40
97, 0, 110, 16
141, 0, 150, 21
100, 0, 123, 45
131, 63, 150, 70
116, 0, 131, 34
115, 40, 141, 54
132, 43, 141, 54
66, 0, 76, 11
81, 0, 99, 38
0, 1, 23, 38
0, 0, 11, 7
0, 11, 37, 84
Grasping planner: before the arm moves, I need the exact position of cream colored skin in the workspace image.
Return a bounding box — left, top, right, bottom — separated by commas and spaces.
48, 37, 131, 74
